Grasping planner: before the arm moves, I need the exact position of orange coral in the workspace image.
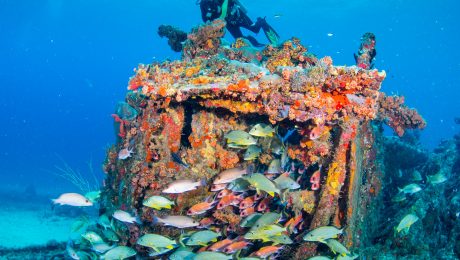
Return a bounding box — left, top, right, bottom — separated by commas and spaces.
377, 94, 426, 136
200, 100, 260, 114
325, 162, 343, 195
185, 66, 201, 77
160, 108, 184, 153
227, 79, 250, 92
216, 145, 239, 169
191, 76, 210, 85
158, 85, 168, 97
232, 38, 250, 49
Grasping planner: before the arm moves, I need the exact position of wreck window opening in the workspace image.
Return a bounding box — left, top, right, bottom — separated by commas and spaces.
338, 139, 353, 227
180, 102, 195, 149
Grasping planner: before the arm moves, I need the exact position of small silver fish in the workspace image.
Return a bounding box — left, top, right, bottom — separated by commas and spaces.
118, 147, 133, 160
214, 167, 251, 185
154, 215, 199, 228
211, 183, 228, 191
52, 193, 93, 207
112, 210, 140, 224
427, 171, 448, 184
398, 183, 422, 194
162, 179, 205, 194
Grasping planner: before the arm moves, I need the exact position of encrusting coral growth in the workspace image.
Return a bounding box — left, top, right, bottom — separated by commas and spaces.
96, 21, 427, 259
377, 94, 426, 136
158, 25, 188, 53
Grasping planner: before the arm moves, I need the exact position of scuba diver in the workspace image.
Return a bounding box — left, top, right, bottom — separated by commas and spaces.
198, 0, 280, 47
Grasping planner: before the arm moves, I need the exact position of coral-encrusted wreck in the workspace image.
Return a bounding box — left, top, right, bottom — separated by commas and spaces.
101, 20, 425, 258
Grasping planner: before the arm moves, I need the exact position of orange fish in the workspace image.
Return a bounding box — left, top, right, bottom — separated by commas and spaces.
309, 125, 328, 140
187, 200, 217, 215
222, 240, 252, 254
226, 225, 237, 233
217, 194, 242, 209
253, 245, 283, 258
284, 214, 303, 234
239, 196, 255, 210
311, 182, 320, 191
217, 189, 232, 199
198, 217, 215, 229
310, 169, 321, 184
197, 245, 209, 253
240, 207, 255, 217
254, 192, 265, 201
208, 238, 234, 252
298, 167, 306, 176
256, 197, 271, 212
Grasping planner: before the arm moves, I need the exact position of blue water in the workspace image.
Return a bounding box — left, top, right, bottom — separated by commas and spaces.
0, 0, 459, 210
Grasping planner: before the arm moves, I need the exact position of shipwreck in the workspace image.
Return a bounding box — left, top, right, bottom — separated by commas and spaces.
100, 20, 425, 259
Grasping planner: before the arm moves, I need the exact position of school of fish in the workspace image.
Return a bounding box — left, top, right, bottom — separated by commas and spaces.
56, 123, 440, 259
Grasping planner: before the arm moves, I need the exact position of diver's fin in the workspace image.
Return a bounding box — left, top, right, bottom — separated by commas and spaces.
220, 0, 229, 19
259, 18, 280, 45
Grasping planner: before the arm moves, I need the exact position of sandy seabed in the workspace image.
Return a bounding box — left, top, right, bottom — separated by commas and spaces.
0, 185, 90, 250
0, 205, 74, 248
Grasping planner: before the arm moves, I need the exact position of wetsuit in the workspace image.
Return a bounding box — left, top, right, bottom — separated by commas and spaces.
199, 0, 279, 47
